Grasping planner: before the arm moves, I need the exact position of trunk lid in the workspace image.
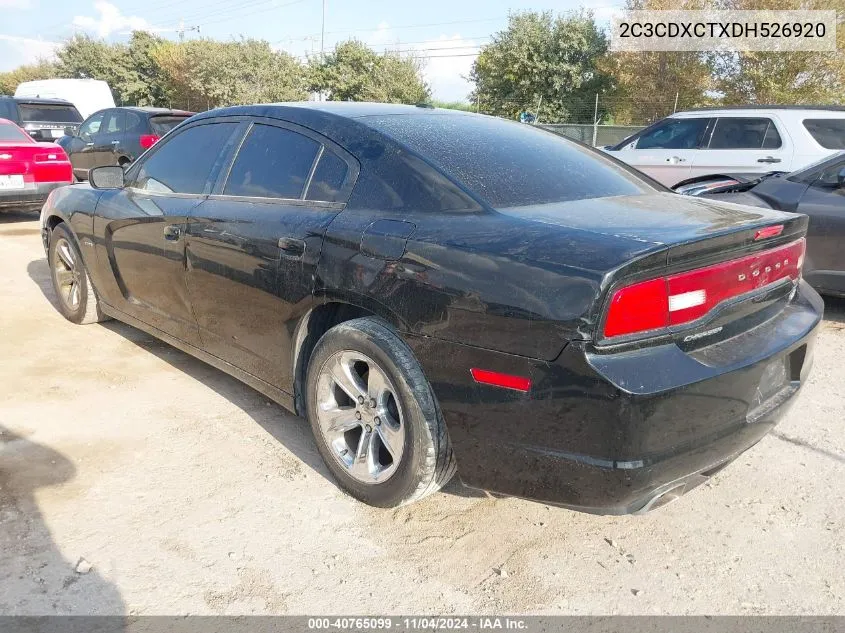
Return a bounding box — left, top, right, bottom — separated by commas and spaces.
0, 142, 72, 183
501, 192, 802, 253
498, 192, 808, 347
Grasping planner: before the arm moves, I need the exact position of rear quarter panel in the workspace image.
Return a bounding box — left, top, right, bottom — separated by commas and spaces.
318, 207, 658, 361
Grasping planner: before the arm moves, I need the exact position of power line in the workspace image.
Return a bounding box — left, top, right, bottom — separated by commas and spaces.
273, 16, 507, 44
157, 0, 313, 29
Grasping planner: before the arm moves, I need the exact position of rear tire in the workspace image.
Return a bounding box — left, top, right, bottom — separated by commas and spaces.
306, 317, 456, 507
48, 223, 106, 325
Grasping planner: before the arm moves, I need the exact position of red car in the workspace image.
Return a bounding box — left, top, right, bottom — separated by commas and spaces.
0, 117, 73, 212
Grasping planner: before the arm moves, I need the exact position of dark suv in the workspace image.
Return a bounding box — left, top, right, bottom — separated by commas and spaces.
58, 106, 193, 180
0, 96, 83, 142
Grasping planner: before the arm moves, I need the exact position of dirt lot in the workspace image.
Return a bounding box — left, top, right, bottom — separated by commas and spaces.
1, 210, 843, 616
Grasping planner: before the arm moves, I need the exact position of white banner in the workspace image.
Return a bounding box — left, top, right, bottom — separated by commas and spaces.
610, 10, 837, 52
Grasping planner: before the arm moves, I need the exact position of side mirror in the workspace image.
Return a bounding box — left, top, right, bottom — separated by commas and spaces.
837, 167, 845, 188
64, 126, 75, 137
89, 165, 125, 190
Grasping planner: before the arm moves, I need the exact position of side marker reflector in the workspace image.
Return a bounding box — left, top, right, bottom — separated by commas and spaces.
470, 368, 531, 392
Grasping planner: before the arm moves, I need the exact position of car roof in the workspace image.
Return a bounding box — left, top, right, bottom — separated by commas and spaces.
189, 101, 473, 148
192, 101, 465, 124
119, 106, 194, 116
672, 105, 845, 119
680, 105, 845, 112
3, 96, 77, 106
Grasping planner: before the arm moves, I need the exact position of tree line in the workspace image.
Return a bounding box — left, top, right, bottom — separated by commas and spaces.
0, 33, 430, 112
2, 0, 844, 124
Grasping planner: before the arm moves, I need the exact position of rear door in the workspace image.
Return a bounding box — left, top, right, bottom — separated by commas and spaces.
185, 119, 357, 390
92, 120, 242, 345
689, 116, 792, 179
612, 117, 711, 186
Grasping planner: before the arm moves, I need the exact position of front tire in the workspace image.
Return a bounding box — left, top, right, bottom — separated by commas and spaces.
306, 317, 456, 507
48, 223, 106, 325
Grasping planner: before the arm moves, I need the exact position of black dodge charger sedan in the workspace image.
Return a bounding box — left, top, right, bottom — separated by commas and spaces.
38, 103, 822, 513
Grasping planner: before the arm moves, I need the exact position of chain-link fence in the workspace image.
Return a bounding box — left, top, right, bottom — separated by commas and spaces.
475, 93, 693, 147
535, 124, 645, 148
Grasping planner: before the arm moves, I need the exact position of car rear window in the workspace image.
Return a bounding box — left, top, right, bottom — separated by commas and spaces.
0, 122, 31, 142
803, 119, 845, 149
365, 114, 652, 208
150, 115, 190, 136
18, 103, 82, 123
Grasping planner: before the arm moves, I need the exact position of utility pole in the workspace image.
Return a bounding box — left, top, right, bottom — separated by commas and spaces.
320, 0, 326, 59
592, 92, 599, 147
177, 19, 200, 42
673, 90, 679, 113
535, 95, 543, 124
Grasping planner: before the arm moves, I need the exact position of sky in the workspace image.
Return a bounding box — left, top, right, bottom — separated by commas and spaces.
0, 0, 623, 102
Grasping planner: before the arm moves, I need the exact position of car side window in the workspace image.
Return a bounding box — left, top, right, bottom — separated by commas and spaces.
708, 118, 782, 149
130, 122, 239, 195
124, 111, 142, 133
224, 124, 319, 199
811, 159, 845, 189
0, 99, 16, 120
635, 118, 710, 150
79, 112, 104, 139
306, 150, 349, 202
103, 110, 122, 135
803, 119, 845, 150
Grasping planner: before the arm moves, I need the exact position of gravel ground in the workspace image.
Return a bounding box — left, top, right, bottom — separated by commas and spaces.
1, 211, 843, 616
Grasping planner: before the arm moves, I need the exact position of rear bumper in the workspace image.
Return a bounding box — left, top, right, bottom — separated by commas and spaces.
0, 181, 68, 210
405, 281, 822, 514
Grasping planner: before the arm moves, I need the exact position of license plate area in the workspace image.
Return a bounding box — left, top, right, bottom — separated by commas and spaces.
746, 345, 808, 424
0, 175, 25, 190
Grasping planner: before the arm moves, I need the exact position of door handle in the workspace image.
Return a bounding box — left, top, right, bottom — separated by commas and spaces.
111, 140, 119, 146
758, 156, 781, 163
85, 142, 94, 147
163, 225, 181, 241
278, 237, 305, 256
666, 156, 686, 163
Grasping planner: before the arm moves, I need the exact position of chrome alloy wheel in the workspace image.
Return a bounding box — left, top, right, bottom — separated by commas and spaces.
52, 237, 82, 312
315, 350, 406, 484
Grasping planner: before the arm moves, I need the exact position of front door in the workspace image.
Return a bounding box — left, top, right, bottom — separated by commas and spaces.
185, 120, 356, 391
70, 111, 105, 179
90, 109, 124, 168
92, 120, 242, 345
613, 117, 711, 187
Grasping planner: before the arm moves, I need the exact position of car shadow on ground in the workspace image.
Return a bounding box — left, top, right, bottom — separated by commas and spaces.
26, 257, 485, 502
821, 294, 845, 325
0, 210, 40, 224
0, 425, 126, 614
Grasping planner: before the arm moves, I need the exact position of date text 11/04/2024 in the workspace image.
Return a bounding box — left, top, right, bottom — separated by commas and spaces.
307, 617, 528, 630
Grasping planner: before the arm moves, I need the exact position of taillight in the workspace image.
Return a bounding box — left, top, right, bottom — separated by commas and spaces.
139, 134, 160, 149
603, 238, 806, 339
33, 152, 64, 163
